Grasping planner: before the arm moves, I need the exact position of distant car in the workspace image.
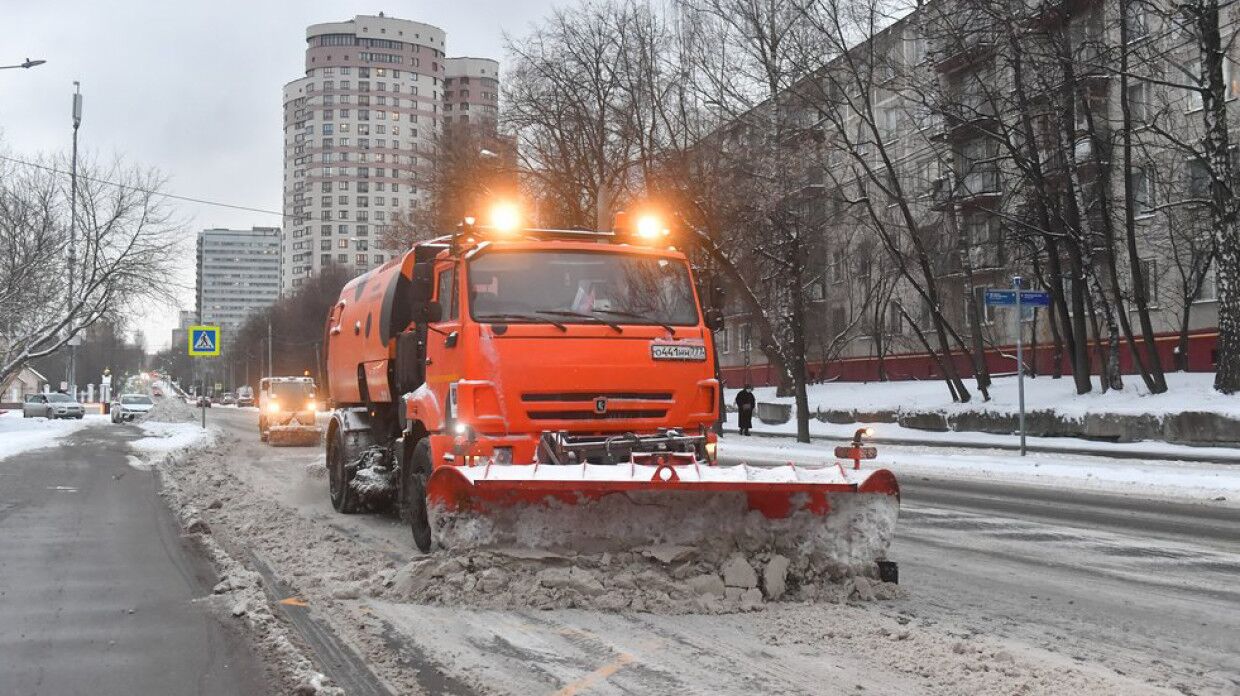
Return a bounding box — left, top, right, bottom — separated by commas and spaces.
23, 393, 85, 419
221, 392, 236, 405
236, 386, 254, 408
110, 394, 155, 423
196, 396, 212, 408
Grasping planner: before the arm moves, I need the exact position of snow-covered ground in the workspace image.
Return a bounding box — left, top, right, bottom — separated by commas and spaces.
719, 437, 1240, 503
728, 371, 1240, 418
131, 420, 217, 459
0, 410, 104, 460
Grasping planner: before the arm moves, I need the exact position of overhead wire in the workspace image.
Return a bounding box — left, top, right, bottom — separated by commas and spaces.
0, 154, 288, 218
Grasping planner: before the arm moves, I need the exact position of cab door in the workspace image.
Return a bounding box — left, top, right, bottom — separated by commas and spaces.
425, 260, 463, 429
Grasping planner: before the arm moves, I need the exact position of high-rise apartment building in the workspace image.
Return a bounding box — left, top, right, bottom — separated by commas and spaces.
195, 227, 282, 333
281, 13, 501, 291
443, 57, 500, 131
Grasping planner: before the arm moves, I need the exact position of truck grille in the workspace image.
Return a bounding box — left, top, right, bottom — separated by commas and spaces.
527, 409, 668, 421
521, 391, 673, 402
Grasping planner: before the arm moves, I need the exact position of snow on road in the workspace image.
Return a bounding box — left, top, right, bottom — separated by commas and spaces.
127, 407, 1221, 695
720, 437, 1240, 502
0, 411, 102, 461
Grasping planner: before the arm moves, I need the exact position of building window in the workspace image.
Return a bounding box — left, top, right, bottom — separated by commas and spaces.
337, 239, 348, 249
1139, 258, 1159, 305
1126, 81, 1147, 123
320, 240, 331, 251
1130, 168, 1153, 215
1195, 267, 1218, 302
1125, 6, 1148, 41
887, 305, 903, 334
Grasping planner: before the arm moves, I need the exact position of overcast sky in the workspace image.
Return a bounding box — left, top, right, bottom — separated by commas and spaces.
2, 0, 562, 349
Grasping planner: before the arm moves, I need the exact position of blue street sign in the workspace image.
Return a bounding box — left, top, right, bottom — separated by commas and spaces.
984, 289, 1016, 306
1018, 290, 1051, 307
188, 325, 221, 357
984, 289, 1051, 307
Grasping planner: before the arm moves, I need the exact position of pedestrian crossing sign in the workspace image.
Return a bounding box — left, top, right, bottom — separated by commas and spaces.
188, 325, 221, 357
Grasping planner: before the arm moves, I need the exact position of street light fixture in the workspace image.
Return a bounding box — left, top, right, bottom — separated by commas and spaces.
0, 58, 47, 70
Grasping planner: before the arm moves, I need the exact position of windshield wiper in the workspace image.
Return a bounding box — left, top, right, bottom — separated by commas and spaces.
540, 309, 623, 333
475, 312, 567, 332
591, 308, 676, 334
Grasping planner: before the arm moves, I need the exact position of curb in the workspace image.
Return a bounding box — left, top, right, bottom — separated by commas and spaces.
722, 428, 1240, 465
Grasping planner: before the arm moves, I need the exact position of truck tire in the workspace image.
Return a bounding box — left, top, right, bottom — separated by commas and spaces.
400, 438, 433, 553
327, 427, 360, 513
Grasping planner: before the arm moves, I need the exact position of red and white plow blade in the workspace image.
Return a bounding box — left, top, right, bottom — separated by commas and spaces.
425, 462, 900, 579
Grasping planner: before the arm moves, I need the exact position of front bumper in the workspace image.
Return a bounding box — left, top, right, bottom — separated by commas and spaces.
439, 428, 717, 467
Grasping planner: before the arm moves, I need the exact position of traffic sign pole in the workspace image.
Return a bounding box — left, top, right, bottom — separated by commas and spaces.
1014, 276, 1026, 456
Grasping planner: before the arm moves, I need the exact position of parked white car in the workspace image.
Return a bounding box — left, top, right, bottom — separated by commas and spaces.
23, 393, 86, 419
110, 393, 155, 423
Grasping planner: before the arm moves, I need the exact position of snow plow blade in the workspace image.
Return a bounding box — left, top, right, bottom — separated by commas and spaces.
267, 425, 323, 447
425, 460, 900, 576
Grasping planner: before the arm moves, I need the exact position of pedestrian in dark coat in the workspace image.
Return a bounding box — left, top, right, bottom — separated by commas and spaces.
735, 386, 756, 435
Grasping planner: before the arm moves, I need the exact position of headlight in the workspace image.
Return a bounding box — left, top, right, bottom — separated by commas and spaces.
453, 421, 470, 436
308, 401, 319, 412
266, 401, 280, 413
704, 441, 718, 461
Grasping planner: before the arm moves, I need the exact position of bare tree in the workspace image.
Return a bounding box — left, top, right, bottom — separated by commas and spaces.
0, 151, 181, 386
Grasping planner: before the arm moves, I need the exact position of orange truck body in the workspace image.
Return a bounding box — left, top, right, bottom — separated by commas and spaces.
323, 236, 719, 469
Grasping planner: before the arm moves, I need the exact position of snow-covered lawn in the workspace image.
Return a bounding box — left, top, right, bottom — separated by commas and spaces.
728, 371, 1239, 418
0, 410, 104, 460
720, 409, 1240, 461
719, 436, 1240, 502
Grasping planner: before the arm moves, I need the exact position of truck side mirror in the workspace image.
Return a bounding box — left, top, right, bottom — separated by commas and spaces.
423, 301, 443, 323
704, 308, 725, 332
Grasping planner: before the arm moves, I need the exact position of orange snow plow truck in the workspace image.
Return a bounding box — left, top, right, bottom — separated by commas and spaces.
321, 209, 900, 571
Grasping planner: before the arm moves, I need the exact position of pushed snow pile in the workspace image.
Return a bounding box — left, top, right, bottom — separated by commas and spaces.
391, 492, 900, 614
432, 491, 898, 579
139, 397, 198, 423
385, 542, 901, 614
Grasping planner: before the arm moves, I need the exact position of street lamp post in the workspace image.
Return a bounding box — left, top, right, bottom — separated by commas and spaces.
67, 82, 83, 395
0, 58, 47, 70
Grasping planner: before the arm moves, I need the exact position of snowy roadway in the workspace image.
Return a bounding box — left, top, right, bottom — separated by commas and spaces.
174, 407, 1237, 695
4, 408, 1236, 694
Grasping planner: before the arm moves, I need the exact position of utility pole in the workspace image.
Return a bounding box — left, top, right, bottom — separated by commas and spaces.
66, 82, 83, 396
267, 320, 273, 379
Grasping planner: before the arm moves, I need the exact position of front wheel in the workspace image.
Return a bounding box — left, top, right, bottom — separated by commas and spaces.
327, 427, 360, 514
400, 438, 433, 553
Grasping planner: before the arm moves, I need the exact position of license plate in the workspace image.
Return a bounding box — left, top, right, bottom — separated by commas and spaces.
651, 343, 707, 361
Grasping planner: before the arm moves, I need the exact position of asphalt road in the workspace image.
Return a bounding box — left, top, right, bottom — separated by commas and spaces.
0, 422, 270, 696
716, 442, 1240, 692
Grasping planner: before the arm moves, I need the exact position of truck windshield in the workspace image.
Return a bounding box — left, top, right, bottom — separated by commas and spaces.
271, 383, 315, 401
468, 250, 700, 327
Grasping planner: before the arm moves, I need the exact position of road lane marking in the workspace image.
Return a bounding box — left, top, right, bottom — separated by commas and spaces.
553, 651, 637, 696
279, 597, 308, 607
46, 486, 78, 492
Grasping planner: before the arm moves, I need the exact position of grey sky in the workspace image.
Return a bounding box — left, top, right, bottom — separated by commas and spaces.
2, 0, 560, 349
